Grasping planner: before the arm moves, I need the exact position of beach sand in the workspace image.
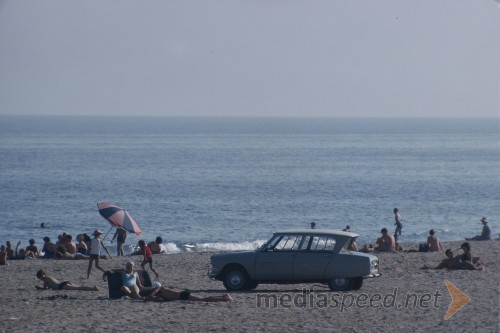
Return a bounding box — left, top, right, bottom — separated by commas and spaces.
0, 240, 498, 333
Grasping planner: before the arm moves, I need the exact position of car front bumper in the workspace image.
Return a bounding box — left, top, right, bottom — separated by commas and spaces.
363, 273, 381, 279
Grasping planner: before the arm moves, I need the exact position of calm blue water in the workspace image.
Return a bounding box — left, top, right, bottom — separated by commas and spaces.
0, 116, 498, 253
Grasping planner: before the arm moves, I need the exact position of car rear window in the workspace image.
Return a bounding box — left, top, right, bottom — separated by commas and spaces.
309, 236, 336, 252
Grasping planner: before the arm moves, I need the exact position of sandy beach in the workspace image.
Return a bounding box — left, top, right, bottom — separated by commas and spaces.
0, 240, 498, 333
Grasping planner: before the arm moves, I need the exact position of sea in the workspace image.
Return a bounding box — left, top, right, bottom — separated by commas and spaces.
0, 116, 498, 255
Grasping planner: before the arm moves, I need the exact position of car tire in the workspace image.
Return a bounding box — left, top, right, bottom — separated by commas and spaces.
247, 280, 259, 290
328, 277, 353, 291
352, 277, 363, 290
222, 266, 249, 291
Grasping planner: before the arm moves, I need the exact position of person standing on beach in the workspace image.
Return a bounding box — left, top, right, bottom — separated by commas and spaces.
87, 229, 112, 279
138, 240, 159, 279
111, 227, 127, 256
427, 229, 444, 252
0, 245, 7, 265
393, 208, 403, 236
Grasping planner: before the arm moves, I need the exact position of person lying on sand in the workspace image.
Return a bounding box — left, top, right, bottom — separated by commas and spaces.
36, 270, 98, 291
103, 261, 233, 302
421, 249, 461, 269
421, 243, 483, 270
143, 286, 234, 303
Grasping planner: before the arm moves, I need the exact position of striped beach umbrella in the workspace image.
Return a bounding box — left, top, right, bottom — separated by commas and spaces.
97, 202, 142, 236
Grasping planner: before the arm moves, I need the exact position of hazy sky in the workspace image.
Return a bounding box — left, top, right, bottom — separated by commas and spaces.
0, 0, 498, 117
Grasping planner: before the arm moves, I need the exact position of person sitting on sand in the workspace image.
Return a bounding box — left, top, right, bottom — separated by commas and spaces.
55, 245, 90, 260
11, 241, 36, 260
427, 229, 444, 252
371, 228, 396, 252
466, 217, 491, 241
104, 261, 145, 299
455, 242, 483, 270
148, 236, 164, 255
421, 249, 461, 269
144, 286, 234, 303
64, 234, 77, 254
75, 234, 88, 255
5, 241, 15, 259
26, 239, 40, 257
36, 270, 98, 291
0, 245, 7, 265
42, 236, 57, 259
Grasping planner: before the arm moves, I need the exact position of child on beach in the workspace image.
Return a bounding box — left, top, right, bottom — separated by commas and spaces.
36, 270, 98, 291
138, 240, 159, 279
87, 229, 112, 279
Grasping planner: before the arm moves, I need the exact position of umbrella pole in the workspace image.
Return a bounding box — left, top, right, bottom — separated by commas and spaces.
102, 226, 114, 241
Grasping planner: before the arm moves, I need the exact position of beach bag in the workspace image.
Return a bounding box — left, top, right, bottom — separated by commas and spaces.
106, 269, 153, 299
418, 243, 429, 252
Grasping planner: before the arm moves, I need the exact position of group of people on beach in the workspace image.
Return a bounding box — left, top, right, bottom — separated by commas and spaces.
0, 226, 234, 303
311, 209, 493, 271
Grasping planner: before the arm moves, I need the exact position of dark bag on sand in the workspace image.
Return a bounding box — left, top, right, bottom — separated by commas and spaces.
106, 269, 153, 299
418, 243, 429, 253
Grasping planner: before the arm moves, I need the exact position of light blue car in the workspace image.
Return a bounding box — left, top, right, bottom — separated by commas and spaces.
208, 229, 380, 291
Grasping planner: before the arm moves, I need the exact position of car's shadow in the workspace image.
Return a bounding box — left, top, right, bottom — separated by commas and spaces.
188, 284, 331, 294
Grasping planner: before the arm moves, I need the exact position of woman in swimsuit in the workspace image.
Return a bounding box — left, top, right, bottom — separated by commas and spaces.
36, 270, 98, 291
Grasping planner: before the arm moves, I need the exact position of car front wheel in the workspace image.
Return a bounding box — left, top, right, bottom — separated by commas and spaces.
222, 267, 248, 291
328, 277, 353, 291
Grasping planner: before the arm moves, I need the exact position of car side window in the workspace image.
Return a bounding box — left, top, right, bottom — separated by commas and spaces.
309, 236, 336, 252
299, 236, 311, 251
273, 235, 302, 251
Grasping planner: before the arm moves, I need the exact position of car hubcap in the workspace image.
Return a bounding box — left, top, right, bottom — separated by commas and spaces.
230, 273, 242, 287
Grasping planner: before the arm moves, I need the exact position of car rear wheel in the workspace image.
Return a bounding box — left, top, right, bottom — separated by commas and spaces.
328, 277, 353, 291
222, 267, 248, 291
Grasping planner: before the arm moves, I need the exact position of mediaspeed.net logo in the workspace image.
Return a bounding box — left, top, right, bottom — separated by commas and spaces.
256, 279, 470, 320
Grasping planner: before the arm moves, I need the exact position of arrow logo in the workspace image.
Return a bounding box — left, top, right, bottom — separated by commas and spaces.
444, 279, 471, 320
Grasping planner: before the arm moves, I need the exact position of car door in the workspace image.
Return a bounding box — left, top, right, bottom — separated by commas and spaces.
254, 235, 301, 281
293, 236, 336, 281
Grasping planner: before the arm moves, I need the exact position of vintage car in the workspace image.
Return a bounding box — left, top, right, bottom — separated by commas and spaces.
208, 229, 380, 291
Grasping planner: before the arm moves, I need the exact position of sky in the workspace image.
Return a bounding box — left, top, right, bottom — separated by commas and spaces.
0, 0, 498, 118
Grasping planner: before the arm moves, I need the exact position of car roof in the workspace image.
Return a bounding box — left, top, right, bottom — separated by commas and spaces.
274, 229, 359, 238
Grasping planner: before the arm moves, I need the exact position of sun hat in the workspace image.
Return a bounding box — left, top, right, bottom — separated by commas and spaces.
93, 229, 103, 236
